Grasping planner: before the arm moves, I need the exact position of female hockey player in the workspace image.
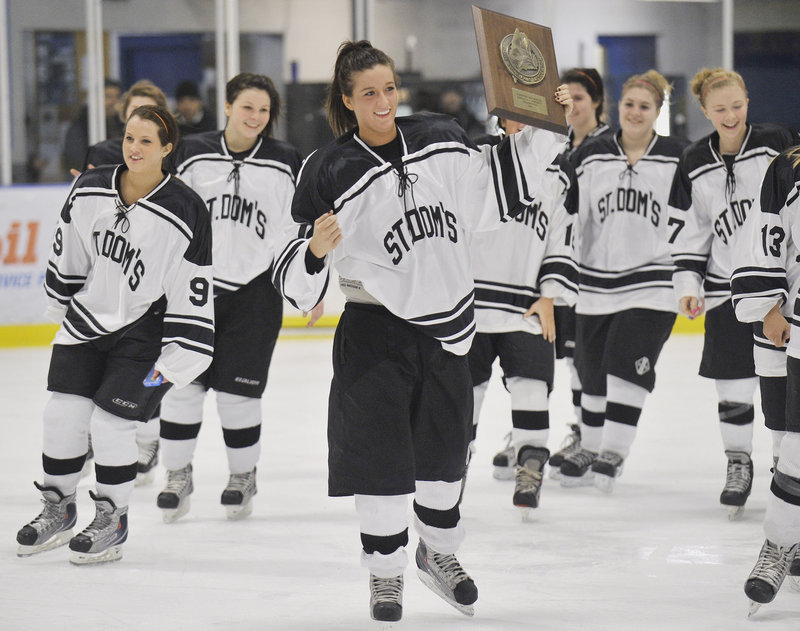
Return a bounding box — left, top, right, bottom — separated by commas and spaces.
733, 146, 800, 612
270, 40, 571, 623
466, 117, 579, 514
669, 68, 799, 518
75, 80, 171, 486
559, 70, 688, 492
155, 73, 302, 523
15, 105, 214, 564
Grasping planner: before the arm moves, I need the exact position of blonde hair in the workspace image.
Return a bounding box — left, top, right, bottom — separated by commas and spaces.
622, 70, 671, 109
121, 80, 168, 121
690, 68, 747, 108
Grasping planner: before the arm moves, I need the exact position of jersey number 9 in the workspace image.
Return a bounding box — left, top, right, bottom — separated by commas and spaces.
189, 277, 210, 306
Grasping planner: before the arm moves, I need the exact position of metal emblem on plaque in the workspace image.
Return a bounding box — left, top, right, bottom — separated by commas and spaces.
499, 28, 546, 86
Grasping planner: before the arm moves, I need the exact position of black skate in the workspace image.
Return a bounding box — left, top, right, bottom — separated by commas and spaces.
220, 468, 257, 520
591, 450, 625, 493
513, 446, 549, 519
745, 539, 798, 616
548, 424, 581, 480
492, 432, 515, 480
69, 491, 128, 565
559, 448, 597, 487
369, 574, 403, 623
415, 539, 477, 616
157, 463, 193, 523
16, 482, 77, 557
134, 440, 159, 487
720, 451, 752, 520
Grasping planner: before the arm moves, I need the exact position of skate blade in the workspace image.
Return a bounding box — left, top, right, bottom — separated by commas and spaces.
134, 468, 155, 487
16, 529, 74, 557
726, 505, 745, 521
518, 507, 534, 523
492, 466, 515, 481
416, 569, 475, 617
162, 497, 191, 524
747, 600, 761, 617
225, 500, 253, 521
560, 472, 594, 488
69, 544, 123, 565
593, 473, 617, 494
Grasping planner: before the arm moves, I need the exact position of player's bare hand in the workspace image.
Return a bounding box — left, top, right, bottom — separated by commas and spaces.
555, 84, 574, 117
525, 296, 555, 342
309, 211, 342, 258
303, 301, 325, 328
679, 296, 704, 319
764, 301, 790, 348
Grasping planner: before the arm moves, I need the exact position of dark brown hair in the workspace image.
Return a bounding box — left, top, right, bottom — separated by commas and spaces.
326, 40, 396, 137
225, 72, 281, 138
127, 104, 179, 154
560, 67, 605, 124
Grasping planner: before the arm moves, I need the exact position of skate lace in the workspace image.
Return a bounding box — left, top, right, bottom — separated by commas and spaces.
725, 460, 752, 493
516, 464, 543, 493
555, 430, 581, 456
431, 551, 470, 588
79, 507, 113, 540
32, 498, 66, 531
567, 449, 596, 468
370, 575, 403, 604
164, 466, 192, 495
225, 470, 255, 494
750, 541, 796, 585
597, 451, 624, 467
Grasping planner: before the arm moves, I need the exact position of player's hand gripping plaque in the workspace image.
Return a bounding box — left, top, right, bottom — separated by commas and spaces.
472, 5, 567, 134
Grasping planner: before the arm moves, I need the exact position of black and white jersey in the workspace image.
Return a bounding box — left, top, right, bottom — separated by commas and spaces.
731, 147, 800, 370
571, 130, 688, 315
44, 164, 214, 388
171, 131, 302, 295
471, 153, 578, 334
273, 112, 566, 355
668, 123, 799, 312
84, 138, 123, 171
564, 123, 613, 158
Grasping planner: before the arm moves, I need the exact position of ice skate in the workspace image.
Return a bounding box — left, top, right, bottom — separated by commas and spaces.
744, 539, 798, 616
157, 463, 193, 523
548, 424, 581, 480
134, 440, 159, 487
415, 538, 477, 616
220, 468, 257, 520
491, 432, 515, 480
81, 436, 93, 479
513, 446, 549, 520
559, 448, 597, 487
591, 450, 625, 494
369, 574, 403, 624
16, 482, 77, 557
789, 551, 800, 591
68, 491, 128, 565
720, 451, 752, 520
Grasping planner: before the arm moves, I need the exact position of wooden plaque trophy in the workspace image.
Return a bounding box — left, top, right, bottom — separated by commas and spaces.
472, 5, 568, 134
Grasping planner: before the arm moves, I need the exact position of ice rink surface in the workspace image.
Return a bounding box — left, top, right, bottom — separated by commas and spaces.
1, 332, 798, 630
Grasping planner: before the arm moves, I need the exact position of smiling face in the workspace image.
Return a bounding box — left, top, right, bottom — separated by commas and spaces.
702, 83, 749, 153
224, 88, 271, 150
123, 115, 171, 175
566, 82, 599, 133
618, 86, 659, 142
342, 64, 398, 147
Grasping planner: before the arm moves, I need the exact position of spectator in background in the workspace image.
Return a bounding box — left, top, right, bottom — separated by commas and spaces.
62, 79, 123, 178
438, 87, 485, 140
174, 80, 216, 138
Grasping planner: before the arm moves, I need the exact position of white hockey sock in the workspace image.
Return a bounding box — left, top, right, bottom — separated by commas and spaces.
414, 480, 465, 555
136, 414, 160, 444
507, 377, 549, 451
218, 392, 262, 474
42, 392, 94, 495
356, 494, 410, 577
715, 378, 756, 453
764, 434, 800, 547
91, 407, 137, 508
600, 375, 648, 457
566, 357, 582, 422
159, 383, 205, 470
771, 430, 786, 462
580, 393, 605, 453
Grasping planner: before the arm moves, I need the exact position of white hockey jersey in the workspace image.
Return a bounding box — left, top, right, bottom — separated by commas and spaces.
668, 123, 799, 312
471, 153, 578, 334
571, 130, 688, 315
731, 146, 800, 372
171, 131, 302, 295
272, 112, 566, 355
44, 165, 214, 388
